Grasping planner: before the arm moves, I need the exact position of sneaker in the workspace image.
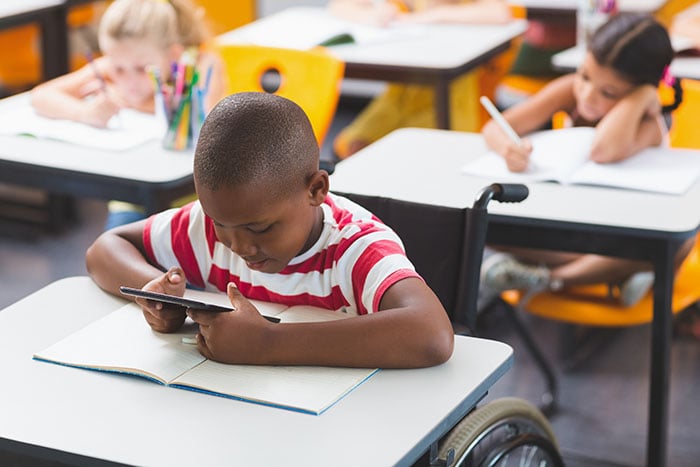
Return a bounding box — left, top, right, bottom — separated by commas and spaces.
618, 271, 654, 307
480, 252, 552, 293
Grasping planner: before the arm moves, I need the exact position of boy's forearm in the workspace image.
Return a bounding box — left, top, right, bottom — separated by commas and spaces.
261, 306, 454, 369
85, 232, 164, 297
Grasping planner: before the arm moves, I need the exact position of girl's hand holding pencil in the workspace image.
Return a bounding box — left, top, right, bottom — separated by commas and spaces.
80, 52, 122, 128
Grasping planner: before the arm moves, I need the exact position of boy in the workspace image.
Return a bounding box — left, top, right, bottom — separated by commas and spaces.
86, 92, 454, 368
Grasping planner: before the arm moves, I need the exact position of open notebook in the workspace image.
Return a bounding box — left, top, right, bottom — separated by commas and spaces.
34, 295, 377, 416
461, 127, 700, 195
216, 6, 426, 50
0, 103, 163, 151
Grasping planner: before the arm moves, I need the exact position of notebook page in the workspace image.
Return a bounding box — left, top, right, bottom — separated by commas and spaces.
216, 6, 425, 50
569, 146, 700, 195
0, 106, 162, 151
34, 303, 205, 383
461, 127, 595, 183
173, 360, 378, 415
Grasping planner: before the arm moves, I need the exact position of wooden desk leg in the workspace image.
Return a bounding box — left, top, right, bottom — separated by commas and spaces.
435, 80, 451, 130
40, 6, 70, 80
646, 242, 676, 467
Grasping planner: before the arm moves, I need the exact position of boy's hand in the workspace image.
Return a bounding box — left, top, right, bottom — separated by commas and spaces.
137, 267, 187, 333
501, 137, 533, 173
188, 282, 273, 364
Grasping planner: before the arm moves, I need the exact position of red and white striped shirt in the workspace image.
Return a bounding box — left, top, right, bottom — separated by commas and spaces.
143, 193, 420, 315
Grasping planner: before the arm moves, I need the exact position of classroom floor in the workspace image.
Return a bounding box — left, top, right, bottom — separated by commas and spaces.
1, 93, 699, 467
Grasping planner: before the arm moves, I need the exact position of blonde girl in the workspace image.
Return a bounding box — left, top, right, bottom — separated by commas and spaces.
31, 0, 225, 128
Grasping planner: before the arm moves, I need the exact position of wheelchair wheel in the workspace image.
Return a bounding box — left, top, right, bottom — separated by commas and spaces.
438, 397, 563, 467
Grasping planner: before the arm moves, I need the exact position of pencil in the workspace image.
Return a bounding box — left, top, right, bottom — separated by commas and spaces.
479, 96, 522, 146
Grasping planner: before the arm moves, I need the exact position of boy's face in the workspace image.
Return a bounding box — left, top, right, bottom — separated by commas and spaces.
574, 52, 635, 122
197, 175, 327, 274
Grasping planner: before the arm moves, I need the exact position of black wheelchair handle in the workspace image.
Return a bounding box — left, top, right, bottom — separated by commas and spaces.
474, 183, 529, 210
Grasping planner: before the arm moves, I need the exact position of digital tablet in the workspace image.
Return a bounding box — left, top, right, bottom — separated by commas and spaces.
119, 286, 281, 323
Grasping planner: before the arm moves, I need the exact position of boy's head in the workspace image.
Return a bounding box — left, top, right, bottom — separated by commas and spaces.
193, 92, 329, 274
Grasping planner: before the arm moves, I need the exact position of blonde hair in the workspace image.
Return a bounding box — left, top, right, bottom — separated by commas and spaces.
99, 0, 208, 50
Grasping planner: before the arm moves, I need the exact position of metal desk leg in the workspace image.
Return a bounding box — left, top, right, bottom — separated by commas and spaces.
646, 241, 675, 467
434, 80, 451, 130
40, 6, 70, 80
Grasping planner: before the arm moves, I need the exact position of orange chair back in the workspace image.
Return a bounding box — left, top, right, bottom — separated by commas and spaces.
669, 79, 700, 149
215, 44, 345, 146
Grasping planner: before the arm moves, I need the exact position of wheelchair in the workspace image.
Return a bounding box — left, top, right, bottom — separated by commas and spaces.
340, 183, 564, 467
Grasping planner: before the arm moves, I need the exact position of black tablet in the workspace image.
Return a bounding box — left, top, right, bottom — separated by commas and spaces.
119, 286, 281, 323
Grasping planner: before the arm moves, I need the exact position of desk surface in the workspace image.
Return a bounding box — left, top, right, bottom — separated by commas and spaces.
0, 277, 513, 467
0, 94, 195, 213
0, 0, 63, 20
330, 127, 700, 235
218, 6, 527, 72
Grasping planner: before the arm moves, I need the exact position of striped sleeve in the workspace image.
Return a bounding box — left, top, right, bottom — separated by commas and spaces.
143, 202, 211, 289
328, 197, 420, 315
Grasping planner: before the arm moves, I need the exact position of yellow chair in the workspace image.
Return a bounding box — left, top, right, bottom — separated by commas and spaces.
0, 2, 109, 92
215, 44, 345, 146
669, 79, 700, 149
194, 0, 257, 35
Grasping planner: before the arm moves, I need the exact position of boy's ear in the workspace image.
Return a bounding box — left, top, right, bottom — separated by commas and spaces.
307, 170, 329, 206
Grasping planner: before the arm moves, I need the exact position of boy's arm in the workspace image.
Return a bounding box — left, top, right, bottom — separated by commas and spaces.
190, 278, 455, 369
86, 220, 190, 333
590, 84, 664, 163
85, 220, 166, 296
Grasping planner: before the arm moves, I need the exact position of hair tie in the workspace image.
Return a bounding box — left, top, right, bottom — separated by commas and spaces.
662, 66, 676, 87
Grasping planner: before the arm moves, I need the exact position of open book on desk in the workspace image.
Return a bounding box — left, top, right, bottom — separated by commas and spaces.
0, 98, 162, 151
461, 127, 700, 195
34, 294, 377, 416
216, 6, 426, 50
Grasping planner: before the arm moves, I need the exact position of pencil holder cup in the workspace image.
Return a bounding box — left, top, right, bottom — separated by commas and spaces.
149, 55, 208, 151
159, 82, 206, 151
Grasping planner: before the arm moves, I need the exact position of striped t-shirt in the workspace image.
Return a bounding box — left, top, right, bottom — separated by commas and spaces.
143, 193, 420, 315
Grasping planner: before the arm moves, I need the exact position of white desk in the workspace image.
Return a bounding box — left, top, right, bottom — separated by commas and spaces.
217, 6, 527, 130
552, 44, 700, 80
0, 95, 195, 215
0, 276, 513, 466
329, 127, 700, 467
0, 0, 69, 80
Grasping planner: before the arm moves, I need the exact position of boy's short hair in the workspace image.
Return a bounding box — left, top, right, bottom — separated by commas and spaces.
194, 92, 319, 196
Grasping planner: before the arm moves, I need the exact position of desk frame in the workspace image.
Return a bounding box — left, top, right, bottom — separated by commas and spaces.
0, 159, 195, 215
0, 2, 69, 81
343, 42, 512, 130
486, 216, 691, 467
